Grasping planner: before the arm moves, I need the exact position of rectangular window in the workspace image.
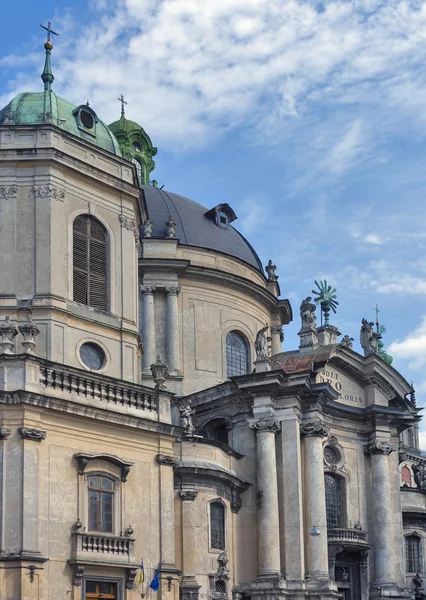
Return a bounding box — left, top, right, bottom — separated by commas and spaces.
210, 502, 225, 550
85, 579, 117, 599
406, 535, 423, 573
88, 476, 114, 533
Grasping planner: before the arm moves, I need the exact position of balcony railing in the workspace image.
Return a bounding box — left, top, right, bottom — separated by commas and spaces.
328, 528, 368, 544
72, 532, 135, 562
39, 364, 157, 412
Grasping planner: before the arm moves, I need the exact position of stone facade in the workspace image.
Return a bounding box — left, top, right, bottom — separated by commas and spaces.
0, 73, 422, 600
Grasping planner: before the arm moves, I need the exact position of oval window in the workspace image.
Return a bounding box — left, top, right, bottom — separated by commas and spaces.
80, 342, 105, 370
80, 110, 94, 129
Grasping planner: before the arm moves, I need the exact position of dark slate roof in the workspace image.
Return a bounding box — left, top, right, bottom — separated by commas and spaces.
141, 185, 263, 272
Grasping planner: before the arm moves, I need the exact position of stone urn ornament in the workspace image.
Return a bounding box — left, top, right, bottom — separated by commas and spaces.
0, 316, 18, 354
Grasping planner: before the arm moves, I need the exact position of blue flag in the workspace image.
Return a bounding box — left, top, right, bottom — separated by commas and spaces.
149, 561, 164, 592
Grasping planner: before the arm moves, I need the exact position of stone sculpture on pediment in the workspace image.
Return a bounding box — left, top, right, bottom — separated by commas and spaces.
265, 260, 278, 282
360, 318, 379, 356
300, 297, 317, 331
254, 325, 271, 360
179, 401, 195, 437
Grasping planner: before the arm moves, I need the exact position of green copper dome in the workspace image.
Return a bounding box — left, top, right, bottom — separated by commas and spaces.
109, 113, 157, 185
0, 92, 121, 156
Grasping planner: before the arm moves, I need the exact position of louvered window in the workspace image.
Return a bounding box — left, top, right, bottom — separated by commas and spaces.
73, 215, 108, 311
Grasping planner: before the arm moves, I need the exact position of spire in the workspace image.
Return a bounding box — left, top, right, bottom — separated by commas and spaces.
118, 94, 127, 119
40, 21, 59, 91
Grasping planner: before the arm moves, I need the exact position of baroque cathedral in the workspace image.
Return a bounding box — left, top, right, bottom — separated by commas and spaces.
0, 27, 425, 600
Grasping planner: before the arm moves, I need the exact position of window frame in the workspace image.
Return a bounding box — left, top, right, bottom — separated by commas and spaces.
405, 532, 424, 574
73, 214, 109, 312
83, 470, 121, 536
324, 472, 345, 530
88, 474, 115, 534
225, 330, 250, 378
209, 499, 226, 552
83, 576, 122, 600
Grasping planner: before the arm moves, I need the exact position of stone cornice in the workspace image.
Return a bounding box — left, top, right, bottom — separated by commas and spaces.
364, 441, 398, 455
74, 452, 135, 482
300, 421, 330, 438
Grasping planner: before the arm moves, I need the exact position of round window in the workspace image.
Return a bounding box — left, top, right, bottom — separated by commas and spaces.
80, 342, 105, 371
132, 142, 141, 152
324, 445, 339, 466
80, 110, 94, 129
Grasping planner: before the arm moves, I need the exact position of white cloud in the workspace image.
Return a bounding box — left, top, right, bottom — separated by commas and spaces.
389, 316, 426, 370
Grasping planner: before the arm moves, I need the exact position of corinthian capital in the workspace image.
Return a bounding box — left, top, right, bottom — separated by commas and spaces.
165, 286, 181, 296
249, 417, 281, 434
364, 441, 398, 456
300, 421, 330, 438
140, 285, 156, 296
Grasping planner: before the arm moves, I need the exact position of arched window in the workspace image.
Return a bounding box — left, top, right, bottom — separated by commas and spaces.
210, 502, 226, 550
401, 466, 412, 487
73, 215, 108, 311
406, 534, 423, 573
324, 473, 344, 529
226, 331, 249, 378
88, 475, 114, 533
201, 419, 229, 445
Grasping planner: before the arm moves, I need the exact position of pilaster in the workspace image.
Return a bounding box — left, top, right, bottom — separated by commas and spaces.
140, 285, 156, 371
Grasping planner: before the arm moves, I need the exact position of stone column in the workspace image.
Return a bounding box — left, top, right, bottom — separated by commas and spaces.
249, 417, 281, 577
180, 490, 201, 600
301, 420, 330, 579
165, 286, 181, 374
364, 441, 398, 586
270, 325, 283, 356
140, 286, 156, 371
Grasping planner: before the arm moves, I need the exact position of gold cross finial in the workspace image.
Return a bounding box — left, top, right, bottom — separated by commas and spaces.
40, 21, 59, 49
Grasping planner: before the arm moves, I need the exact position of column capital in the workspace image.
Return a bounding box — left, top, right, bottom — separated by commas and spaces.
180, 489, 198, 502
140, 285, 157, 296
165, 286, 181, 296
249, 416, 281, 434
271, 325, 284, 342
364, 441, 398, 456
300, 420, 330, 438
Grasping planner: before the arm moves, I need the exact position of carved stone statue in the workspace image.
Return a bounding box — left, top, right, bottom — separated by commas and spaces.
265, 260, 278, 282
166, 215, 177, 238
360, 318, 379, 356
217, 551, 230, 581
413, 573, 425, 599
143, 218, 153, 238
413, 463, 426, 490
341, 335, 354, 349
255, 325, 271, 360
300, 297, 317, 331
179, 401, 195, 437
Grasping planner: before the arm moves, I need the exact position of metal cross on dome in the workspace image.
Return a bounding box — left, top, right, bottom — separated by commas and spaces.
40, 21, 59, 43
118, 94, 127, 117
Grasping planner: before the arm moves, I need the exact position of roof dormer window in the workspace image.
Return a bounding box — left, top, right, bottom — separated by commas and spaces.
80, 109, 94, 129
73, 105, 98, 137
204, 203, 237, 230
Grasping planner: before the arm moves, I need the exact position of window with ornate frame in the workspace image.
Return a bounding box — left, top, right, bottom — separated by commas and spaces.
210, 501, 226, 550
226, 331, 249, 378
406, 533, 423, 573
73, 215, 108, 311
88, 475, 114, 533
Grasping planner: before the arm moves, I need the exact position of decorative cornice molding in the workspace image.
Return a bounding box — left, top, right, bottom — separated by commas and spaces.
249, 416, 281, 434
18, 427, 47, 442
156, 454, 178, 468
74, 452, 135, 482
33, 184, 65, 202
364, 441, 398, 456
300, 421, 330, 438
119, 214, 140, 248
0, 185, 17, 198
0, 427, 11, 440
180, 489, 198, 501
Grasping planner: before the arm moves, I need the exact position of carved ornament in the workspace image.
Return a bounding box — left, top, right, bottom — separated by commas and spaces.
180, 489, 198, 501
74, 565, 85, 586
0, 427, 11, 440
126, 568, 138, 590
0, 185, 17, 198
364, 441, 398, 456
300, 421, 330, 438
119, 214, 140, 248
140, 285, 156, 296
156, 454, 178, 468
230, 498, 242, 514
165, 286, 181, 296
249, 416, 280, 434
74, 452, 134, 482
18, 427, 47, 442
33, 184, 65, 201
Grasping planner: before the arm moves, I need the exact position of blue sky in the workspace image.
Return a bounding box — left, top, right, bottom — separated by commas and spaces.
2, 0, 426, 441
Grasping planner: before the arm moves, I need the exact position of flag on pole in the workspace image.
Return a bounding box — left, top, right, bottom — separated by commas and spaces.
149, 560, 165, 592
139, 560, 144, 585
